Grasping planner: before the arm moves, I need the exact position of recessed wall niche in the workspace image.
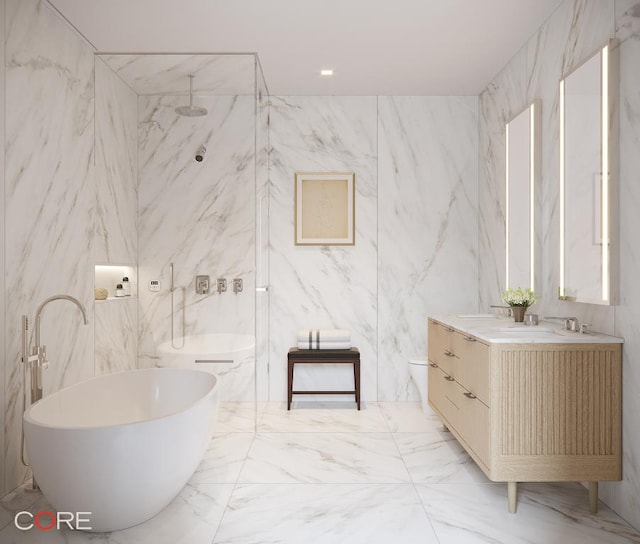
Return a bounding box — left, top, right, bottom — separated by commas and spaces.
94, 265, 137, 301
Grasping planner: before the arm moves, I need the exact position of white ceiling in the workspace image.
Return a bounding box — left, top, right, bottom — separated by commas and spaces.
48, 0, 564, 96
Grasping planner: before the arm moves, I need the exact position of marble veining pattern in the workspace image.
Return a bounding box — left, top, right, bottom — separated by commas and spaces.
377, 96, 478, 401
94, 298, 137, 376
99, 54, 256, 96
612, 0, 640, 526
93, 58, 139, 377
238, 432, 411, 484
137, 93, 256, 400
269, 95, 479, 403
94, 58, 138, 265
3, 0, 96, 496
268, 96, 378, 402
1, 402, 638, 543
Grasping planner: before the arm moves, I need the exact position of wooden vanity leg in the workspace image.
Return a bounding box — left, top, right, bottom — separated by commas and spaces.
508, 482, 518, 513
589, 482, 599, 514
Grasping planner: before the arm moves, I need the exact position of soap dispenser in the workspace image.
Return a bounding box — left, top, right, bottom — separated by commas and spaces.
115, 283, 125, 297
122, 276, 131, 296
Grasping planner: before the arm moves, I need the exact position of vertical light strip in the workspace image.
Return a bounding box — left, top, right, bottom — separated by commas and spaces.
505, 123, 510, 288
559, 80, 565, 297
601, 44, 610, 302
529, 103, 536, 290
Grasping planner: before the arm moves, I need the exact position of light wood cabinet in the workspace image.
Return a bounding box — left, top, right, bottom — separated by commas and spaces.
427, 317, 622, 514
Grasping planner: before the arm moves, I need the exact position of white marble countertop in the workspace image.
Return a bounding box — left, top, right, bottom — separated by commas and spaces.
430, 314, 624, 344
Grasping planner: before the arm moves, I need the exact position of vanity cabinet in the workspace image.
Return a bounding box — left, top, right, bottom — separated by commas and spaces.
428, 320, 491, 467
427, 317, 622, 514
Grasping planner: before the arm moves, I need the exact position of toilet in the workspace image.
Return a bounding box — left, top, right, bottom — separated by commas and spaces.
408, 357, 433, 414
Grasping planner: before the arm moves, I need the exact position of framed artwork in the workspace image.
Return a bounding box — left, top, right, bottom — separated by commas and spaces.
294, 172, 355, 245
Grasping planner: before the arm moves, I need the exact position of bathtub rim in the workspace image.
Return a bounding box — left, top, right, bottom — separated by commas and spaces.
23, 367, 220, 432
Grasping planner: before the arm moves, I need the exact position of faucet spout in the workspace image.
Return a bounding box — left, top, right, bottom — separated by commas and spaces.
543, 316, 579, 331
34, 294, 88, 347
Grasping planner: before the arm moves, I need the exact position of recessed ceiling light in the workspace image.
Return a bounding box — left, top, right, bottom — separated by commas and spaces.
320, 69, 334, 77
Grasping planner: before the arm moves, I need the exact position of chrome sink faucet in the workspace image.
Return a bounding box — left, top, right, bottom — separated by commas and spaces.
544, 316, 579, 332
490, 304, 512, 317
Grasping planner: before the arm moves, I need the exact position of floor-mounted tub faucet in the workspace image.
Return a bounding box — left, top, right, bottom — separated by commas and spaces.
32, 295, 89, 400
21, 294, 88, 489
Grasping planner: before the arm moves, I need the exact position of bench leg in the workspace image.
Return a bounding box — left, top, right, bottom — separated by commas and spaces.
287, 360, 294, 410
354, 360, 361, 410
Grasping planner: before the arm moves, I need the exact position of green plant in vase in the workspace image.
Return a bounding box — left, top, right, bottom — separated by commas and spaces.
501, 287, 538, 322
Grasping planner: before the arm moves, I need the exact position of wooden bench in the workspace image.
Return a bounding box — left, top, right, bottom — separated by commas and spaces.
287, 347, 360, 410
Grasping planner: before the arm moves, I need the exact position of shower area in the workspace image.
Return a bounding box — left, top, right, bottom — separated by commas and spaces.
94, 53, 270, 410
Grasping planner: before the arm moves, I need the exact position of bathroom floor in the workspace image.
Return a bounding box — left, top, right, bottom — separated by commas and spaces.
1, 402, 639, 544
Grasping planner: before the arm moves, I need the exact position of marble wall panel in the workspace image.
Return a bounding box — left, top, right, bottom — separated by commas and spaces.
612, 0, 640, 528
95, 298, 137, 375
100, 54, 256, 96
3, 0, 95, 494
269, 96, 479, 402
137, 94, 256, 400
93, 58, 138, 376
95, 58, 138, 265
268, 96, 378, 401
377, 96, 478, 401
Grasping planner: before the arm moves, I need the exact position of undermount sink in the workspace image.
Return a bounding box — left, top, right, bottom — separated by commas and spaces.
497, 326, 555, 333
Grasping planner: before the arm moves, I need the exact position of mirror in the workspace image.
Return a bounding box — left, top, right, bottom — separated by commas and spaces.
559, 40, 618, 304
505, 101, 540, 293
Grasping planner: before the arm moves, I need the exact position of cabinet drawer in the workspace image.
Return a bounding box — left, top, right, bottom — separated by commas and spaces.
458, 336, 490, 406
428, 320, 459, 377
459, 389, 490, 465
428, 364, 460, 429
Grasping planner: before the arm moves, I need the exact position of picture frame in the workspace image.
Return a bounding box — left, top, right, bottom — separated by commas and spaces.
294, 172, 355, 245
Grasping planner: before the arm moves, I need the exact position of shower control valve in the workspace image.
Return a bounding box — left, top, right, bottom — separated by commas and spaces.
233, 278, 243, 294
195, 275, 210, 295
217, 278, 227, 294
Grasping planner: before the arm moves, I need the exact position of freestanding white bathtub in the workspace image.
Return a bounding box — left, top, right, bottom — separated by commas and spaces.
23, 368, 219, 532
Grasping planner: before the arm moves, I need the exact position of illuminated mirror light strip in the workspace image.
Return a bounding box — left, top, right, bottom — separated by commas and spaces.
559, 80, 565, 297
602, 44, 610, 301
530, 103, 536, 290
505, 123, 510, 288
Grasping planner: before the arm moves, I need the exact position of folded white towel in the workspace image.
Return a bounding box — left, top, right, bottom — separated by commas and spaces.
297, 341, 352, 350
297, 329, 351, 342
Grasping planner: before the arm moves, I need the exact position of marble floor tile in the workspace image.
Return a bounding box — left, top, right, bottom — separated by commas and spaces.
257, 401, 390, 432
190, 433, 255, 484
394, 432, 490, 484
2, 402, 638, 544
0, 482, 41, 531
416, 482, 640, 544
238, 432, 411, 484
0, 483, 234, 544
216, 402, 257, 433
378, 402, 442, 432
212, 483, 439, 544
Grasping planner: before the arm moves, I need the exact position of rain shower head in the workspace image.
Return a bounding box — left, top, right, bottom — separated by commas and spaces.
175, 75, 208, 117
